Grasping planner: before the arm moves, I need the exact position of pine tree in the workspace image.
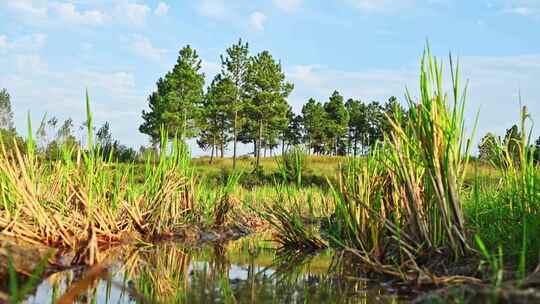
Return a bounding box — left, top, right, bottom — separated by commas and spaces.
345, 98, 368, 156
323, 91, 349, 155
221, 39, 250, 169
140, 45, 205, 143
301, 98, 327, 154
197, 74, 234, 163
140, 88, 165, 145
245, 51, 293, 169
366, 101, 385, 147
282, 107, 303, 153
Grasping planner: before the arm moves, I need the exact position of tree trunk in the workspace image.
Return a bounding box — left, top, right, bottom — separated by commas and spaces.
210, 136, 215, 164
281, 137, 285, 155
182, 109, 187, 139
256, 121, 263, 169
233, 110, 238, 169
220, 123, 225, 158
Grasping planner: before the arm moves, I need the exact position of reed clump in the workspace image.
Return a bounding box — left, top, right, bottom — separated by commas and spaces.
0, 94, 196, 265
268, 46, 483, 283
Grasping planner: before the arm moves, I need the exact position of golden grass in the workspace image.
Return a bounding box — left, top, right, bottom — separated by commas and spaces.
0, 138, 194, 265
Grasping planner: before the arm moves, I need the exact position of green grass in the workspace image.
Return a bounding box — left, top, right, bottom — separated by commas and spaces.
258, 44, 540, 287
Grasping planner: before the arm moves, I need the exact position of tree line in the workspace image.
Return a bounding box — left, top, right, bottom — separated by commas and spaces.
479, 124, 540, 164
0, 88, 142, 162
2, 39, 539, 167
139, 39, 405, 168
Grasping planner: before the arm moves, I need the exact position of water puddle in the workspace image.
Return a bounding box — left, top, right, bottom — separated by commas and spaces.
3, 234, 407, 303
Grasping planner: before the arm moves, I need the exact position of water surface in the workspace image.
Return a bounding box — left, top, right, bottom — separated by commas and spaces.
12, 234, 404, 303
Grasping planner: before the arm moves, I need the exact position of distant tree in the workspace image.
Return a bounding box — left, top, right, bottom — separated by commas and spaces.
345, 98, 367, 156
96, 122, 113, 147
237, 116, 258, 156
323, 91, 349, 155
137, 145, 156, 162
0, 89, 24, 153
36, 116, 58, 152
221, 39, 250, 169
96, 122, 114, 157
282, 108, 303, 154
503, 124, 521, 161
382, 96, 405, 136
366, 101, 385, 147
302, 98, 327, 155
197, 74, 234, 163
45, 118, 79, 160
111, 142, 137, 162
245, 51, 293, 168
0, 89, 14, 131
140, 45, 205, 143
36, 115, 48, 152
57, 118, 76, 144
478, 132, 499, 163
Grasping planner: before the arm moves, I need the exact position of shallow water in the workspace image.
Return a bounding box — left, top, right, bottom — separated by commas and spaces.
10, 234, 405, 303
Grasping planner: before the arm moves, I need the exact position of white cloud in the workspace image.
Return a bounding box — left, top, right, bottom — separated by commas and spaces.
5, 0, 48, 20
5, 1, 165, 26
128, 35, 168, 61
0, 34, 47, 54
504, 6, 535, 15
50, 2, 106, 25
501, 0, 540, 16
249, 11, 267, 31
154, 2, 169, 16
273, 0, 302, 12
81, 71, 136, 97
197, 0, 228, 18
347, 0, 416, 13
0, 36, 7, 50
124, 2, 150, 26
15, 54, 48, 73
346, 0, 451, 14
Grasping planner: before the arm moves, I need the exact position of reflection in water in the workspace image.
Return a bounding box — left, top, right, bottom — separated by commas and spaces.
13, 235, 403, 303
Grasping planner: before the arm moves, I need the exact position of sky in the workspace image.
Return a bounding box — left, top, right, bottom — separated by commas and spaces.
0, 0, 539, 156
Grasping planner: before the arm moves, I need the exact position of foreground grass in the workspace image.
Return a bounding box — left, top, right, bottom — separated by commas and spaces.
258, 47, 540, 292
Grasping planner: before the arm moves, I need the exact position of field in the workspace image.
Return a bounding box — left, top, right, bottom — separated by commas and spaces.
1, 52, 540, 303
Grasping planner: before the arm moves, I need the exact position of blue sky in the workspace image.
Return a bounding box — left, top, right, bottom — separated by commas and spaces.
1, 0, 539, 156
